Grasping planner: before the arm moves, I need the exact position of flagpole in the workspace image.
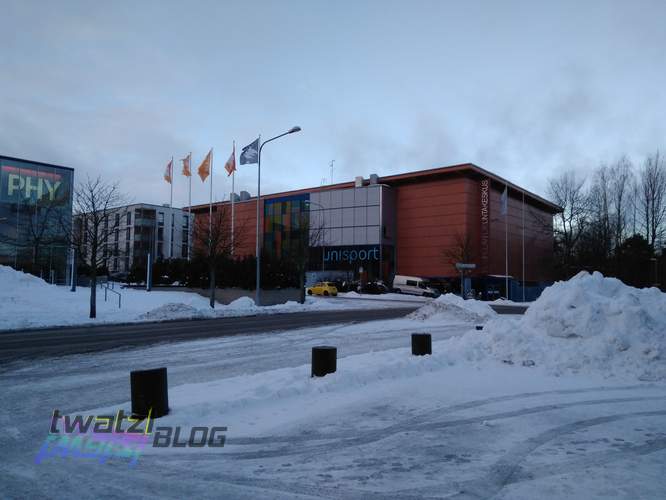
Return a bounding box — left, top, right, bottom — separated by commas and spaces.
170, 156, 174, 259
188, 152, 192, 261
209, 149, 214, 250
256, 135, 262, 307
231, 142, 235, 256
522, 189, 525, 302
505, 183, 509, 301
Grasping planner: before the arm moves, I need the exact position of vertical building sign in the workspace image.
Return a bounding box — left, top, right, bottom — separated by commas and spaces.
480, 178, 490, 274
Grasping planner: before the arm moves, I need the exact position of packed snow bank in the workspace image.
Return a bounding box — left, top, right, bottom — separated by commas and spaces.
408, 293, 496, 322
447, 272, 666, 381
0, 265, 414, 330
0, 265, 51, 288
137, 303, 205, 321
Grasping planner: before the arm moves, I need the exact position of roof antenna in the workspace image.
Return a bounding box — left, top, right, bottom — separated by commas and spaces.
330, 159, 335, 184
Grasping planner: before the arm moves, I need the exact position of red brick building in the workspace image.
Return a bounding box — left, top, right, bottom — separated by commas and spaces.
190, 163, 560, 297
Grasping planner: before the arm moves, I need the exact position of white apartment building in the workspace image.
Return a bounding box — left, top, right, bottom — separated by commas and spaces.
78, 203, 193, 274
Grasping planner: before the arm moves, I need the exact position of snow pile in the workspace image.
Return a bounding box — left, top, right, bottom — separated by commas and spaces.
0, 265, 50, 289
408, 293, 495, 323
450, 272, 666, 381
227, 296, 256, 309
137, 303, 204, 321
0, 265, 412, 330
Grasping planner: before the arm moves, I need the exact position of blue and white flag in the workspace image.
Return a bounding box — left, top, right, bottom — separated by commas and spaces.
500, 185, 508, 216
240, 138, 259, 165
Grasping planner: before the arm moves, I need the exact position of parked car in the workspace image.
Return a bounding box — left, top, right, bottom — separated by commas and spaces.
357, 281, 390, 295
330, 279, 355, 293
392, 275, 440, 297
306, 282, 338, 296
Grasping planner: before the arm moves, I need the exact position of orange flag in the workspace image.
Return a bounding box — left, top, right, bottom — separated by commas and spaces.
164, 159, 173, 184
224, 144, 236, 177
181, 154, 191, 177
197, 149, 212, 182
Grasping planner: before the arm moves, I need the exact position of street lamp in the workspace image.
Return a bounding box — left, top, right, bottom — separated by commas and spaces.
255, 126, 302, 306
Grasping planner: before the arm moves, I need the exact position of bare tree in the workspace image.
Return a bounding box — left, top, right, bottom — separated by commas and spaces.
548, 170, 589, 269
0, 196, 67, 275
588, 165, 613, 260
70, 177, 127, 318
609, 156, 633, 250
639, 151, 666, 248
192, 205, 246, 308
628, 174, 641, 237
294, 209, 327, 303
442, 230, 476, 267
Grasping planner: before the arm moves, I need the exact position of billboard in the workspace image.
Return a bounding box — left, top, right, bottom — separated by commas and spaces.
0, 155, 74, 279
0, 162, 71, 205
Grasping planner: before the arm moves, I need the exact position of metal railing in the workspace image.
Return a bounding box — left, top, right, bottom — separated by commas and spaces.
99, 281, 122, 308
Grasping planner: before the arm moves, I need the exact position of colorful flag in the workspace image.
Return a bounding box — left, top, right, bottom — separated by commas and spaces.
224, 144, 236, 177
164, 159, 173, 184
500, 185, 508, 216
240, 138, 259, 165
181, 154, 191, 177
197, 149, 212, 182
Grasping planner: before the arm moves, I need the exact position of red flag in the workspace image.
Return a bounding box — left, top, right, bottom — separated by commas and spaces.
224, 144, 236, 177
164, 159, 173, 184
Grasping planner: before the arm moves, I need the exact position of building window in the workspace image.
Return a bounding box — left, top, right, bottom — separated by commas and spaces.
126, 212, 131, 225
126, 227, 131, 240
158, 212, 164, 226
182, 244, 188, 258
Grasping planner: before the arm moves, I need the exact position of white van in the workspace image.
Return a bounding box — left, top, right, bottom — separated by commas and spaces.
392, 275, 440, 297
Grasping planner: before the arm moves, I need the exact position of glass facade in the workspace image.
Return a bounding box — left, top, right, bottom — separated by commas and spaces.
263, 194, 309, 261
307, 185, 395, 280
261, 185, 396, 282
0, 156, 74, 282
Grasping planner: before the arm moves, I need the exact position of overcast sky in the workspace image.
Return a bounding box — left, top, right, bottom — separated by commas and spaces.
2, 0, 665, 207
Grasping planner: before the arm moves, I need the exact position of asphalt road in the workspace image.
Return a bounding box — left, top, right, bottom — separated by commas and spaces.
0, 307, 419, 362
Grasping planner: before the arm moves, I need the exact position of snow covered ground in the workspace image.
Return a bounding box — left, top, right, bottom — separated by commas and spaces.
0, 266, 424, 331
2, 271, 665, 499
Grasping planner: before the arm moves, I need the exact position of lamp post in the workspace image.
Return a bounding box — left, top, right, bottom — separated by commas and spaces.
255, 126, 301, 306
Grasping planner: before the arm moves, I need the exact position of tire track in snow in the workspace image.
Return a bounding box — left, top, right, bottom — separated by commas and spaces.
222, 395, 666, 460
444, 410, 666, 500
224, 384, 657, 445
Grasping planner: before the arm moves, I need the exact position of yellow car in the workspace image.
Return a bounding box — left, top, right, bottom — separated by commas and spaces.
306, 282, 338, 297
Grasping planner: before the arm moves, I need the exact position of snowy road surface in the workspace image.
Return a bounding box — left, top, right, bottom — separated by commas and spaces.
0, 307, 418, 362
1, 315, 665, 499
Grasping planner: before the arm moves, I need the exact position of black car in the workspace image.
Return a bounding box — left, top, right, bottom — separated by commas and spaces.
357, 281, 390, 295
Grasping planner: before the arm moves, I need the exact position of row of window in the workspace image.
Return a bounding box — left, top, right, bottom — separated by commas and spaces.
310, 186, 382, 210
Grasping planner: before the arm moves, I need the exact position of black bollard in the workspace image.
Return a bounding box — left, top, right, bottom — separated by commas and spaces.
311, 346, 337, 377
411, 333, 432, 356
475, 325, 483, 331
130, 367, 169, 418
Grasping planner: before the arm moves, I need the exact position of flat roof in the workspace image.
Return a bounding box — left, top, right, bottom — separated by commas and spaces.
0, 154, 75, 172
189, 163, 562, 213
